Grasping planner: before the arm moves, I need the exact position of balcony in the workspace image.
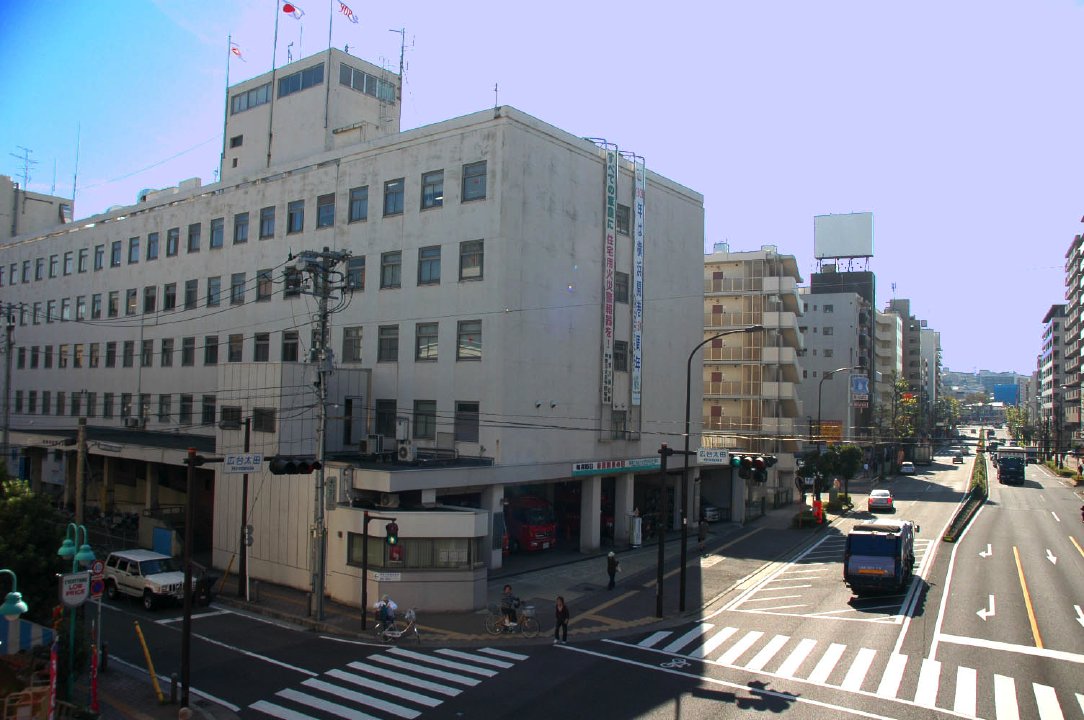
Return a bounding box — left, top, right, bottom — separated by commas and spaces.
704, 346, 764, 363
761, 417, 795, 435
762, 381, 798, 401
704, 277, 764, 295
762, 346, 797, 365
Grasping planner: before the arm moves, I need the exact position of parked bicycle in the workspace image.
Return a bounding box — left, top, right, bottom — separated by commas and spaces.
483, 602, 540, 637
374, 607, 421, 643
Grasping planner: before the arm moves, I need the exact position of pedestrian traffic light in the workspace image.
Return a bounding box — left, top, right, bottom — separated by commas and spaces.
385, 522, 399, 546
267, 456, 323, 475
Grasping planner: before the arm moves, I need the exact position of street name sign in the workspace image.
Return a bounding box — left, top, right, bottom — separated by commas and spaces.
224, 453, 264, 474
697, 448, 730, 464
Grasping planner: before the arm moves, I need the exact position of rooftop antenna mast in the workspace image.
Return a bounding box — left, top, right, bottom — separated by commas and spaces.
72, 124, 81, 208
891, 282, 897, 300
9, 146, 36, 190
389, 28, 410, 103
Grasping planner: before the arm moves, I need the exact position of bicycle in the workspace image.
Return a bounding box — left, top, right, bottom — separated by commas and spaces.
483, 602, 540, 637
374, 608, 421, 643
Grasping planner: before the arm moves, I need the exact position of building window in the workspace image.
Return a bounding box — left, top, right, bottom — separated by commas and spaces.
415, 323, 438, 361
614, 340, 629, 372
378, 325, 399, 362
383, 178, 405, 216
102, 393, 113, 419
233, 212, 249, 244
346, 256, 365, 290
454, 401, 480, 442
141, 339, 153, 367
317, 194, 335, 228
228, 334, 243, 363
462, 161, 487, 201
206, 276, 221, 307
230, 82, 271, 113
201, 396, 217, 426
612, 410, 628, 439
104, 342, 116, 368
342, 327, 362, 363
231, 273, 246, 305
287, 200, 305, 234
459, 239, 483, 280
615, 271, 629, 304
70, 392, 80, 416
256, 269, 273, 301
339, 62, 396, 101
421, 170, 444, 209
29, 346, 38, 369
63, 251, 74, 275
824, 348, 834, 357
41, 345, 52, 368
259, 206, 275, 238
49, 255, 58, 277
15, 348, 24, 369
76, 296, 86, 321
253, 407, 276, 433
184, 280, 198, 309
163, 283, 176, 311
457, 320, 481, 361
416, 246, 441, 285
46, 299, 56, 323
374, 400, 396, 438
230, 135, 243, 148
204, 336, 219, 365
57, 344, 68, 369
73, 345, 84, 369
85, 392, 96, 418
823, 327, 834, 336
253, 333, 270, 362
181, 337, 195, 366
161, 339, 174, 367
210, 217, 224, 249
78, 248, 88, 273
616, 204, 630, 235
221, 406, 242, 427
166, 227, 179, 256
277, 62, 324, 98
179, 395, 193, 425
110, 241, 122, 267
128, 237, 140, 264
414, 400, 436, 440
147, 232, 159, 260
348, 186, 368, 222
122, 341, 135, 368
381, 251, 401, 288
143, 286, 157, 313
282, 266, 301, 297
32, 259, 41, 281
124, 289, 137, 316
32, 302, 41, 324
60, 298, 71, 321
282, 330, 299, 362
158, 394, 172, 423
187, 223, 201, 253
824, 304, 834, 313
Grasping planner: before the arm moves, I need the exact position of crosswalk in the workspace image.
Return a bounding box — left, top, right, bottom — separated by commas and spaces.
249, 646, 528, 720
632, 623, 1084, 719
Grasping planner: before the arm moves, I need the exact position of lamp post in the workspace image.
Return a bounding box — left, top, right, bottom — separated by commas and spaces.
57, 523, 94, 701
0, 568, 29, 620
679, 324, 763, 613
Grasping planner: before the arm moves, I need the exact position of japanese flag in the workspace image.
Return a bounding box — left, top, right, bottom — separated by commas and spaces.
282, 1, 304, 19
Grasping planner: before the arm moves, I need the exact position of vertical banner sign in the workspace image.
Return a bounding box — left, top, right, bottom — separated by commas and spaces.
631, 159, 646, 406
601, 148, 617, 406
48, 638, 57, 720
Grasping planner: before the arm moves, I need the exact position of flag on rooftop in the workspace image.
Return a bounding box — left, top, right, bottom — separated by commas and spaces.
282, 1, 304, 19
338, 1, 359, 24
230, 43, 245, 61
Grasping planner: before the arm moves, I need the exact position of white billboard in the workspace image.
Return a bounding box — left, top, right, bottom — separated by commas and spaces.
814, 212, 874, 259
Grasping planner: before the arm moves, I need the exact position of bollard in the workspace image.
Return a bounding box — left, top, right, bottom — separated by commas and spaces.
170, 673, 178, 705
101, 641, 109, 672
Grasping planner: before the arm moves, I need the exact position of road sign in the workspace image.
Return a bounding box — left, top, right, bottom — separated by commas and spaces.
90, 577, 105, 600
60, 571, 91, 608
90, 559, 105, 576
224, 453, 264, 474
696, 448, 730, 465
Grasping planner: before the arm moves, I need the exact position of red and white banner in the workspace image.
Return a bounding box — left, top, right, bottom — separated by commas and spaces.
338, 1, 359, 23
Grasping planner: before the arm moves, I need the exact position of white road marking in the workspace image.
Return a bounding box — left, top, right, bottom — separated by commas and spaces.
301, 678, 422, 718
937, 633, 1084, 664
1051, 512, 1060, 523
322, 670, 442, 707
342, 663, 461, 697
763, 584, 813, 591
716, 630, 763, 665
913, 658, 941, 708
928, 499, 986, 661
637, 630, 671, 648
434, 648, 514, 668
368, 655, 479, 687
252, 699, 352, 720
1076, 693, 1084, 714
688, 626, 736, 659
993, 674, 1019, 720
387, 648, 496, 676
876, 653, 908, 699
742, 595, 803, 602
190, 632, 317, 676
745, 634, 789, 671
1033, 682, 1064, 720
776, 638, 817, 678
807, 642, 846, 685
748, 603, 808, 612
841, 648, 876, 692
661, 623, 713, 654
477, 647, 529, 661
953, 666, 976, 717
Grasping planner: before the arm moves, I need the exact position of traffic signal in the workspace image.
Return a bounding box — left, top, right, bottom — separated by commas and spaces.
385, 522, 399, 546
765, 456, 778, 468
267, 456, 323, 475
738, 455, 753, 480
752, 456, 767, 483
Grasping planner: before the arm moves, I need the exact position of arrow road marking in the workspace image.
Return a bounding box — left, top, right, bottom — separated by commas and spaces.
1051, 512, 1060, 523
977, 595, 996, 621
1075, 605, 1084, 628
1046, 549, 1057, 565
979, 544, 992, 558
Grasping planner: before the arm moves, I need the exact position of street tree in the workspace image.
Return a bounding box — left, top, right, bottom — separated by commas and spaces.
0, 474, 63, 625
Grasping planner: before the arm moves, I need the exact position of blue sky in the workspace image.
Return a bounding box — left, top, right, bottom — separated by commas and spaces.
1, 0, 1079, 376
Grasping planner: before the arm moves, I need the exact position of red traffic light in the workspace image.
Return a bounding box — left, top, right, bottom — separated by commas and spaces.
753, 456, 766, 471
268, 456, 323, 475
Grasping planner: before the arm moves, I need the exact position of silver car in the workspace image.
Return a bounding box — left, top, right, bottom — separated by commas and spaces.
868, 489, 895, 513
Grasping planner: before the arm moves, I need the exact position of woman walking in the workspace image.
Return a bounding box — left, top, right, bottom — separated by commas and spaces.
554, 596, 570, 644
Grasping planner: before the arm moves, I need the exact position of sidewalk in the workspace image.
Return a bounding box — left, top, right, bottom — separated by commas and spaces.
96, 496, 851, 719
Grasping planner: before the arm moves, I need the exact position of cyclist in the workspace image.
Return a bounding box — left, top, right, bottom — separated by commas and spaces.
374, 594, 398, 625
499, 584, 519, 630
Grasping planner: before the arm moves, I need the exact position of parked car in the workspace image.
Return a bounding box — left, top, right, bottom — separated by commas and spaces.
868, 489, 895, 513
952, 453, 964, 464
898, 462, 916, 475
700, 504, 722, 523
104, 549, 190, 610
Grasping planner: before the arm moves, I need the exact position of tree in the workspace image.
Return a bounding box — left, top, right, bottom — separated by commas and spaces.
0, 475, 64, 625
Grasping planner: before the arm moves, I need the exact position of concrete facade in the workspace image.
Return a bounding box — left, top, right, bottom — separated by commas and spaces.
874, 309, 903, 418
0, 175, 72, 247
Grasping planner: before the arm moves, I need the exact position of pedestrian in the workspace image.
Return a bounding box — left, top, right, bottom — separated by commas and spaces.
606, 551, 620, 590
554, 596, 570, 644
698, 520, 708, 556
1077, 462, 1082, 477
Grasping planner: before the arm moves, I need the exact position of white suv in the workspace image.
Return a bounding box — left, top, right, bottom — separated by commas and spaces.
103, 549, 187, 610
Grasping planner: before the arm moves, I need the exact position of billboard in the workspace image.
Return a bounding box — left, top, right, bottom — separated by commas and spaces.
814, 212, 874, 259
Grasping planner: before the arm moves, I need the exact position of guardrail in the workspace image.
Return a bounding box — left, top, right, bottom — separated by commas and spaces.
942, 450, 989, 542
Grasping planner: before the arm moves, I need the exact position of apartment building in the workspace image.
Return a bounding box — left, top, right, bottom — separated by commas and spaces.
885, 298, 939, 437
700, 243, 803, 522
1040, 304, 1068, 458
1062, 233, 1082, 447
0, 49, 706, 611
874, 309, 903, 424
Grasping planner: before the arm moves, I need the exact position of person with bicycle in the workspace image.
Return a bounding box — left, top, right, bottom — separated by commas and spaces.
374, 594, 398, 625
500, 584, 520, 630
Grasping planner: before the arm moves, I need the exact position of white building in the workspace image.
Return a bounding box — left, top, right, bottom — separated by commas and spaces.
0, 49, 705, 611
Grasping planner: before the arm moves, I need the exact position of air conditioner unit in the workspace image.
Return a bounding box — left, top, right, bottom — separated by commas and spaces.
124, 417, 145, 429
397, 441, 416, 462
360, 434, 383, 455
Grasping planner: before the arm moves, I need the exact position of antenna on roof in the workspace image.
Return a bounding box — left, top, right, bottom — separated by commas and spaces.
494, 83, 499, 109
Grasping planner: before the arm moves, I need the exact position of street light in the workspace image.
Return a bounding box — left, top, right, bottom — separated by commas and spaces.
679, 324, 763, 612
817, 367, 856, 454
57, 523, 94, 701
0, 568, 29, 620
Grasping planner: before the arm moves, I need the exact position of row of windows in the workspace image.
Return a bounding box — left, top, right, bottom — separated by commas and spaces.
6, 240, 485, 325
339, 62, 395, 103
0, 162, 487, 289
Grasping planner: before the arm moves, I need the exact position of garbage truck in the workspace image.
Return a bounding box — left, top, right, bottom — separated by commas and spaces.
843, 519, 918, 595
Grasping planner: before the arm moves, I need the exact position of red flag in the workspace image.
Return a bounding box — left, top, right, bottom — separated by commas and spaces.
230, 43, 246, 62
282, 1, 304, 19
338, 1, 359, 24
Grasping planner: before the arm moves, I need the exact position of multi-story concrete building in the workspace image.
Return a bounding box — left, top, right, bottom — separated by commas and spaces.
700, 243, 803, 521
874, 309, 903, 426
1062, 232, 1082, 448
0, 49, 706, 611
0, 174, 72, 245
1040, 304, 1068, 459
885, 298, 938, 437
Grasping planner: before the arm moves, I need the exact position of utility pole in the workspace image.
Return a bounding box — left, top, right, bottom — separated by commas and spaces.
238, 417, 251, 600
292, 247, 350, 621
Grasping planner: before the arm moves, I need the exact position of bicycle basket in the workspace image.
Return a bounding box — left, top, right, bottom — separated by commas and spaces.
521, 604, 535, 618
405, 608, 416, 622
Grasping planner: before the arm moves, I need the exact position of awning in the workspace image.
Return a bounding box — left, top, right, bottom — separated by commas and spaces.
0, 617, 55, 655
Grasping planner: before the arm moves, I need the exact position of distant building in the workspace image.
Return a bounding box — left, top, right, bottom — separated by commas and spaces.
992, 384, 1019, 405
0, 174, 72, 246
1040, 304, 1068, 457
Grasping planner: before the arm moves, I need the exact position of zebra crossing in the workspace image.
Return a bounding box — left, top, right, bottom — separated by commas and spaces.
630, 623, 1084, 718
248, 646, 528, 720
